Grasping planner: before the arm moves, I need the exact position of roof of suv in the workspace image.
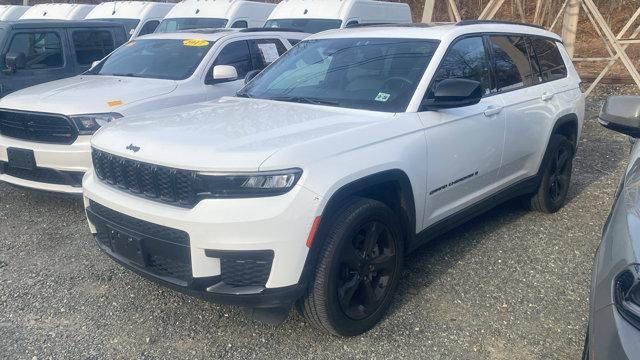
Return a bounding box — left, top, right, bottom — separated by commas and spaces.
307, 22, 562, 42
136, 28, 308, 41
0, 19, 127, 30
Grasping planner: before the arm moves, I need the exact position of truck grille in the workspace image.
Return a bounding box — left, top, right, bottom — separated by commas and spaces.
92, 149, 200, 207
0, 110, 77, 144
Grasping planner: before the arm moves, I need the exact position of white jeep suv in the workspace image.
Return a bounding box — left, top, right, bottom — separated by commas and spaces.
82, 21, 585, 336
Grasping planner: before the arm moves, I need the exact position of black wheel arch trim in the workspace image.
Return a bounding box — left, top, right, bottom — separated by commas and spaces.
551, 113, 580, 149
297, 169, 417, 289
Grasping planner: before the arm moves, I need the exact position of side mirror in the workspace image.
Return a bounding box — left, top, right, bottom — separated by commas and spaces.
421, 78, 483, 111
244, 70, 260, 85
91, 60, 101, 69
3, 52, 26, 74
212, 65, 238, 83
599, 96, 640, 138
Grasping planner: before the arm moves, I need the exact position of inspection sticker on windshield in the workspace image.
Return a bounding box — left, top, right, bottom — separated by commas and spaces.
183, 39, 209, 47
375, 92, 391, 102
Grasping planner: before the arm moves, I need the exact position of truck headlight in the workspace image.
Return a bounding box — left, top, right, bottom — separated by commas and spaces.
614, 265, 640, 329
70, 113, 123, 135
197, 168, 302, 198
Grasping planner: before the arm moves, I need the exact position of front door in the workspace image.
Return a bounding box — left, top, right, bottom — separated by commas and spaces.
418, 35, 506, 226
1, 29, 70, 94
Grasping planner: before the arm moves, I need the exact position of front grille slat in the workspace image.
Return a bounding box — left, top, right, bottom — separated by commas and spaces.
92, 149, 199, 207
0, 110, 78, 144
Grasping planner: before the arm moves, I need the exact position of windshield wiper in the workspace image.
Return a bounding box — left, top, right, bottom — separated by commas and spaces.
107, 73, 145, 78
236, 90, 252, 98
270, 96, 339, 106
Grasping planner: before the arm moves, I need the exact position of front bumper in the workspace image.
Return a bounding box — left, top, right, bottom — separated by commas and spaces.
83, 170, 322, 308
588, 303, 640, 359
0, 134, 91, 194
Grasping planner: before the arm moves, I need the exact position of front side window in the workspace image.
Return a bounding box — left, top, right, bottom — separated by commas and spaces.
138, 20, 160, 36
263, 19, 342, 34
489, 35, 534, 91
428, 36, 492, 98
72, 30, 115, 66
155, 18, 228, 33
85, 39, 213, 80
213, 40, 252, 79
241, 38, 439, 112
530, 37, 567, 82
251, 39, 287, 69
7, 32, 63, 69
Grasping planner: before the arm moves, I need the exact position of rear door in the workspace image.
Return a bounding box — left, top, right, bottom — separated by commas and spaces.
418, 35, 506, 225
1, 28, 70, 94
491, 34, 556, 183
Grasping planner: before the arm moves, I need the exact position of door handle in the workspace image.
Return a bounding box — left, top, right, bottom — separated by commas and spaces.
483, 106, 503, 117
541, 92, 554, 101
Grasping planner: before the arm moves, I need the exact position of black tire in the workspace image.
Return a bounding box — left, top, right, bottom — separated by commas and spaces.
527, 134, 574, 213
299, 197, 403, 336
581, 330, 589, 360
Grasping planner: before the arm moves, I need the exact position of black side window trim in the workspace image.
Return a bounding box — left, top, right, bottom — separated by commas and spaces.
420, 32, 567, 108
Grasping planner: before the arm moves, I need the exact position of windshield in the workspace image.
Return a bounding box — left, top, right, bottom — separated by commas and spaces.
94, 18, 140, 38
155, 18, 228, 33
241, 38, 439, 113
85, 39, 214, 80
264, 19, 342, 34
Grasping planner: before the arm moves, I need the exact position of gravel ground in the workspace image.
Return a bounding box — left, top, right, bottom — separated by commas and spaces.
0, 85, 638, 360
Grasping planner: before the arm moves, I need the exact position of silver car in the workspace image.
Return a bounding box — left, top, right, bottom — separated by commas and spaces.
586, 96, 640, 359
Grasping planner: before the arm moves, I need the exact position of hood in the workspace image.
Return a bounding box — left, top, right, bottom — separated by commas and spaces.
0, 76, 178, 115
92, 97, 395, 172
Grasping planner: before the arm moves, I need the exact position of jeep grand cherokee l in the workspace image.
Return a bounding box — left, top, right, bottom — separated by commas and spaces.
82, 22, 585, 336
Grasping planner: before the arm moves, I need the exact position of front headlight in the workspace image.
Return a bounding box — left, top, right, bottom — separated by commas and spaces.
614, 265, 640, 329
197, 168, 302, 198
70, 113, 123, 135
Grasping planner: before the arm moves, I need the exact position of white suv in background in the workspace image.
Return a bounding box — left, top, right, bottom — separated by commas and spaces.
0, 29, 306, 194
82, 22, 584, 336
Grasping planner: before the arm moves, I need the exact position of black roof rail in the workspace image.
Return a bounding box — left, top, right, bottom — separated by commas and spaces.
240, 27, 305, 33
346, 22, 454, 29
456, 19, 546, 30
345, 22, 393, 28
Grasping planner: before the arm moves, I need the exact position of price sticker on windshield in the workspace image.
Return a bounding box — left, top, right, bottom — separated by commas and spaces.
183, 39, 209, 47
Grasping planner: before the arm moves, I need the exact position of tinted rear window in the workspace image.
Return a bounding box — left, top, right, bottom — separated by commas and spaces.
72, 30, 115, 65
530, 37, 567, 82
489, 35, 534, 91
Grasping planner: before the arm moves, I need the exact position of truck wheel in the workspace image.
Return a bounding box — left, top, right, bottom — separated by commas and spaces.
300, 197, 403, 336
527, 134, 574, 213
